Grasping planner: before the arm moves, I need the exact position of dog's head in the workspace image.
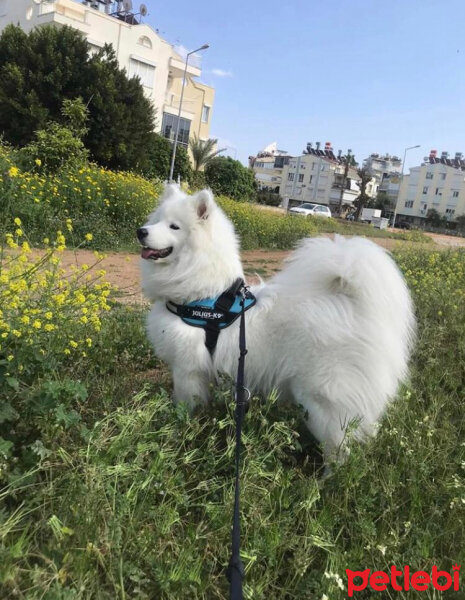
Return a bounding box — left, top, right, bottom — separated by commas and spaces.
138, 185, 243, 302
137, 184, 213, 264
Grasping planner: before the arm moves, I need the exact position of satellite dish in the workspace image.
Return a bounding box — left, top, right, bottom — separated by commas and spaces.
140, 3, 148, 16
123, 0, 133, 11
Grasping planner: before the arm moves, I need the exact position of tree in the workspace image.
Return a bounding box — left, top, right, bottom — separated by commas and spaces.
189, 135, 226, 171
353, 167, 374, 220
456, 214, 465, 232
204, 156, 256, 201
425, 208, 446, 228
0, 24, 155, 170
142, 133, 192, 182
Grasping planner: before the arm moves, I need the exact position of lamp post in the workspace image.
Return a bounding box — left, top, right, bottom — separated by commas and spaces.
169, 43, 209, 182
392, 144, 420, 227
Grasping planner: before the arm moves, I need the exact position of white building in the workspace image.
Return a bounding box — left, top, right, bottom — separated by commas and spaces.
0, 0, 215, 148
363, 153, 402, 202
280, 142, 361, 211
249, 143, 292, 192
396, 150, 465, 225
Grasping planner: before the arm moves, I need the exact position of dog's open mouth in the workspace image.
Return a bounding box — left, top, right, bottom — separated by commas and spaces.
141, 246, 173, 260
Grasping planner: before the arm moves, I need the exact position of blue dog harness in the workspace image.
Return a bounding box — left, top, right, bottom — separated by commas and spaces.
166, 278, 256, 356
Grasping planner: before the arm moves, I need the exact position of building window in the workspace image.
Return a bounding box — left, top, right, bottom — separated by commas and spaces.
404, 200, 414, 208
452, 190, 459, 198
288, 173, 295, 182
312, 163, 316, 171
426, 172, 433, 179
138, 36, 153, 49
128, 58, 155, 88
201, 105, 210, 123
298, 174, 304, 182
309, 175, 313, 183
440, 173, 446, 180
435, 188, 442, 196
423, 186, 428, 194
445, 208, 455, 216
161, 113, 191, 147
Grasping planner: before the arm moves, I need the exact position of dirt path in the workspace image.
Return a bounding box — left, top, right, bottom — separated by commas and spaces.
48, 233, 451, 304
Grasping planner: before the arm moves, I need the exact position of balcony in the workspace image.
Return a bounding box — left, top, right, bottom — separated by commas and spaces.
170, 47, 202, 78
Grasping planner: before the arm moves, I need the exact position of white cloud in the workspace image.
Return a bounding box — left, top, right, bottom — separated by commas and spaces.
211, 68, 233, 78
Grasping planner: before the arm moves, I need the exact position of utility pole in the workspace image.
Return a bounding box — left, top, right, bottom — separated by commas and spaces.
336, 149, 352, 216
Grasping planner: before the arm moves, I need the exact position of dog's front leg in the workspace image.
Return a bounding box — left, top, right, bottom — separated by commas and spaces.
172, 367, 210, 412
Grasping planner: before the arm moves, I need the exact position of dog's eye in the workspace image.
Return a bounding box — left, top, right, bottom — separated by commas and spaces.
170, 224, 180, 230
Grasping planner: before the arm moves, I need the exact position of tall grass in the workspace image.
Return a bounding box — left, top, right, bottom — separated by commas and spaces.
1, 246, 464, 599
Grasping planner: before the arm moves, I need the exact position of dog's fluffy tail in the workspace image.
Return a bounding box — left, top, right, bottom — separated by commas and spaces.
271, 234, 416, 369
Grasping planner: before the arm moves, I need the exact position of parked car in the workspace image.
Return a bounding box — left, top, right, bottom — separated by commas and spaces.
289, 203, 332, 218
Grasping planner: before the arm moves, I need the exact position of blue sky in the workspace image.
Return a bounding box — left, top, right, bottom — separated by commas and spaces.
145, 0, 465, 169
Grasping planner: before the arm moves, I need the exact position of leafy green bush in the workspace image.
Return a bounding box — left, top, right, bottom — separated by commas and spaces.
256, 189, 282, 206
142, 133, 192, 183
20, 99, 89, 172
0, 220, 112, 482
205, 156, 257, 202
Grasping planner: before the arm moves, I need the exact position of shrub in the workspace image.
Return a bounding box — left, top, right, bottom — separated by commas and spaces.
20, 99, 89, 173
0, 146, 162, 250
142, 133, 192, 183
0, 219, 112, 481
256, 189, 282, 206
205, 156, 257, 202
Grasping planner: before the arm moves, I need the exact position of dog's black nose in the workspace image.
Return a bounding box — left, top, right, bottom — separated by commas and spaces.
137, 227, 148, 243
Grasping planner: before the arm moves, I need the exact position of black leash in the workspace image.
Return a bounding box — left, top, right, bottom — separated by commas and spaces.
226, 287, 250, 600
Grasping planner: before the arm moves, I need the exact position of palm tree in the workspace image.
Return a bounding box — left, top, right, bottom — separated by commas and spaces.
189, 135, 226, 171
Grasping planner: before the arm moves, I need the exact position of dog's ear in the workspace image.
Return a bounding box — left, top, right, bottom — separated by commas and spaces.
193, 189, 214, 220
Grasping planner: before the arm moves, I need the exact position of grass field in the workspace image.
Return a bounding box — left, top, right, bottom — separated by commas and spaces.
1, 236, 464, 599
0, 150, 463, 599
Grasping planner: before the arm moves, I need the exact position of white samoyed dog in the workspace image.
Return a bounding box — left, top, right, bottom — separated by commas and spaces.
139, 185, 415, 459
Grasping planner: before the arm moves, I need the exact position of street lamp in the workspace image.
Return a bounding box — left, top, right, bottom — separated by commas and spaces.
169, 43, 209, 182
392, 144, 420, 227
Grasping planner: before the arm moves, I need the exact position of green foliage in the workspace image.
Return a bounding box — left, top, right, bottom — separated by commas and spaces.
353, 166, 375, 219
205, 156, 257, 202
84, 44, 155, 170
426, 208, 447, 228
0, 25, 155, 170
142, 133, 192, 182
256, 188, 282, 206
217, 196, 317, 249
20, 98, 89, 172
188, 134, 226, 171
456, 214, 465, 231
0, 144, 162, 250
189, 170, 206, 190
303, 214, 433, 243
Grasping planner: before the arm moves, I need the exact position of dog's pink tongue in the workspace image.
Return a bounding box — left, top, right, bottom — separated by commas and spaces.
141, 248, 159, 259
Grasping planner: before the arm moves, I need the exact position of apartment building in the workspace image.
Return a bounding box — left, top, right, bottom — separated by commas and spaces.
249, 143, 292, 192
363, 153, 402, 202
280, 142, 361, 210
396, 150, 465, 225
0, 0, 215, 148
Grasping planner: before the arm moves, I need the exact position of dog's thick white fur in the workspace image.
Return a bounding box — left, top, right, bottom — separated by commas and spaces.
140, 185, 415, 457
